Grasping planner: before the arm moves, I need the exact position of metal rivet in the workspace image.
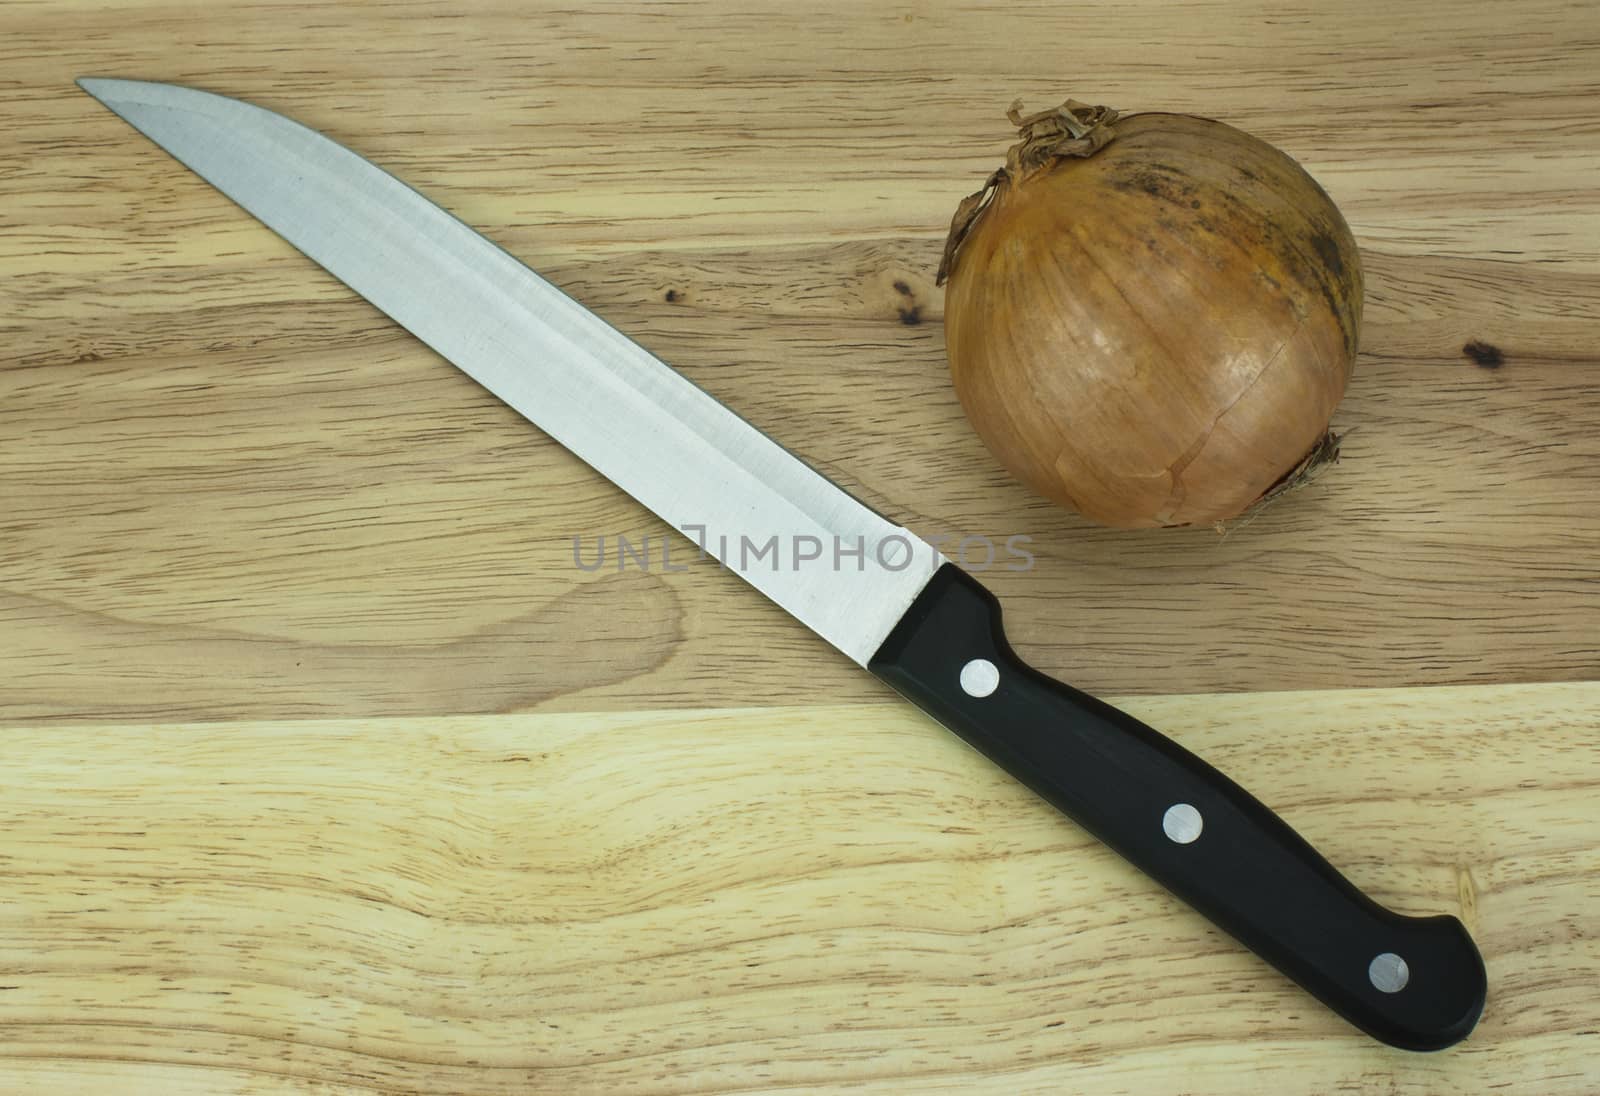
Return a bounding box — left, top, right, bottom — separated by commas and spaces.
1162, 803, 1203, 844
1369, 952, 1410, 993
959, 658, 999, 698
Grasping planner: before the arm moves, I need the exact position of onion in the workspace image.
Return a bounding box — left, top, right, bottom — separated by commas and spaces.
938, 100, 1362, 529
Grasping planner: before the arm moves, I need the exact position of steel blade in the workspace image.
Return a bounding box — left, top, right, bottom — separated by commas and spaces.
78, 78, 944, 665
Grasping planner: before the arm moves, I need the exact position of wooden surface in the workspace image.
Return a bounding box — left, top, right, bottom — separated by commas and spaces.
4, 0, 1600, 718
3, 686, 1598, 1094
2, 0, 1599, 1091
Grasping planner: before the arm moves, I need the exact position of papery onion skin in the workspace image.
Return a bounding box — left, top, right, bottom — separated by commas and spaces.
941, 104, 1362, 529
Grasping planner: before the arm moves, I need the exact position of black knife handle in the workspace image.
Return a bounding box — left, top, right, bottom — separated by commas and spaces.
868, 564, 1485, 1050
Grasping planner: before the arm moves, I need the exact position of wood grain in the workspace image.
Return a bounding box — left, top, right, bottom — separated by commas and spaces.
2, 684, 1597, 1094
2, 0, 1599, 722
2, 0, 1598, 1091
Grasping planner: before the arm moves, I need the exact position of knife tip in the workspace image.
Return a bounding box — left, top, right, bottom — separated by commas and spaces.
76, 76, 154, 102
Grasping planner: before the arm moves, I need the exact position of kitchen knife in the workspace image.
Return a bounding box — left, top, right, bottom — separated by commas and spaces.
76, 78, 1485, 1050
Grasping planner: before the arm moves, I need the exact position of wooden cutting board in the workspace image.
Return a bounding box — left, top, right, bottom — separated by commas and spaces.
2, 1, 1597, 1091
4, 686, 1598, 1093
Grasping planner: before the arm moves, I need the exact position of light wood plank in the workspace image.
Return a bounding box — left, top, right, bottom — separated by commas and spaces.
1, 684, 1596, 1093
3, 1, 1599, 722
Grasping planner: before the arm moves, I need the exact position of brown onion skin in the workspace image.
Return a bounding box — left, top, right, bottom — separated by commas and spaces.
943, 112, 1362, 528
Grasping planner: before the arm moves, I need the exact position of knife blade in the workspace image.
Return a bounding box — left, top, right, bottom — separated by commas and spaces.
78, 77, 1485, 1050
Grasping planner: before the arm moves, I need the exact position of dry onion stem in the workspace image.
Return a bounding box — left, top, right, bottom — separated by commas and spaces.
939, 100, 1121, 286
940, 98, 1362, 528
